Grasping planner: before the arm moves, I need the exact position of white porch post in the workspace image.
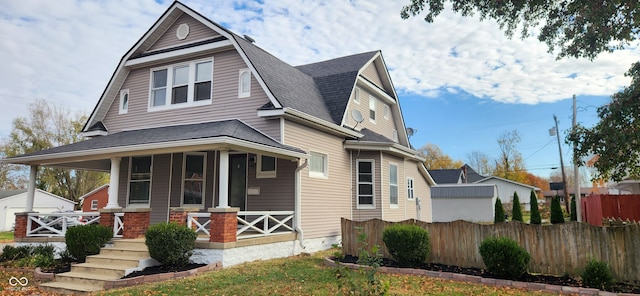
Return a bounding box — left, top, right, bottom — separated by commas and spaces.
217, 149, 229, 208
25, 165, 38, 212
105, 157, 122, 209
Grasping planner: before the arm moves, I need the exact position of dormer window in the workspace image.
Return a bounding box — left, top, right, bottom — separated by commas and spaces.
149, 58, 213, 111
238, 69, 251, 98
119, 89, 129, 114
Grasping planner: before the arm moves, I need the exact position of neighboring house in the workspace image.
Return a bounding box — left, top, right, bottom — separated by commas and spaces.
431, 184, 498, 223
79, 184, 109, 212
542, 187, 610, 205
429, 164, 540, 211
609, 178, 640, 194
0, 189, 76, 231
2, 1, 434, 264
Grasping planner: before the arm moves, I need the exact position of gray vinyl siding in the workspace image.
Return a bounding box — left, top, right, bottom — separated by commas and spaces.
150, 154, 171, 224
283, 121, 351, 239
246, 157, 295, 211
169, 153, 183, 208
117, 157, 129, 206
103, 50, 281, 141
346, 87, 397, 142
169, 152, 215, 211
381, 154, 406, 222
351, 151, 382, 221
148, 12, 220, 52
361, 62, 383, 88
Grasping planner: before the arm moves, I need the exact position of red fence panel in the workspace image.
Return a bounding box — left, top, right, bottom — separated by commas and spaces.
585, 194, 640, 225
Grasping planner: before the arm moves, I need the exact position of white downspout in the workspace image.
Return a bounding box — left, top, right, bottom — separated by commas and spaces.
295, 159, 308, 249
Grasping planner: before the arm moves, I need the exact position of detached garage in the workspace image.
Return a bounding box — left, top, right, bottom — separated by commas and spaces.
0, 189, 76, 231
431, 184, 498, 223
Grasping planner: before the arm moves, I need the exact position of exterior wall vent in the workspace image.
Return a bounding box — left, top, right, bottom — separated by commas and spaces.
176, 23, 190, 40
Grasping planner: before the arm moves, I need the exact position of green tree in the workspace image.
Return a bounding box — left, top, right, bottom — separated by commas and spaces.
569, 63, 640, 182
400, 0, 640, 60
511, 192, 523, 222
2, 100, 108, 202
550, 196, 565, 224
494, 198, 505, 224
529, 190, 541, 225
570, 196, 577, 221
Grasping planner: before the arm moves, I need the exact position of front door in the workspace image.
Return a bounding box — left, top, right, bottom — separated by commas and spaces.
229, 154, 247, 210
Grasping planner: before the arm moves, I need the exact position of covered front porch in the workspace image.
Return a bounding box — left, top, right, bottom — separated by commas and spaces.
7, 120, 309, 248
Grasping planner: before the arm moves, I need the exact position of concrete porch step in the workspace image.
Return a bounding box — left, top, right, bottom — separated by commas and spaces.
54, 271, 118, 286
112, 238, 148, 250
99, 246, 150, 258
86, 253, 146, 267
39, 281, 103, 295
70, 262, 128, 278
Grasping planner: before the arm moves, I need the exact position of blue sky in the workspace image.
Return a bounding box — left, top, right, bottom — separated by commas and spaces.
0, 0, 637, 180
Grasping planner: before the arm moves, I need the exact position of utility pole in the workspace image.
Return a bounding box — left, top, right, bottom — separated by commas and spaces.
573, 95, 581, 221
554, 115, 570, 210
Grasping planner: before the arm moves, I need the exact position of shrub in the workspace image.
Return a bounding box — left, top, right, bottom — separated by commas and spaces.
529, 190, 541, 224
382, 224, 430, 267
65, 224, 113, 262
550, 196, 565, 224
582, 259, 614, 290
494, 198, 505, 224
570, 196, 577, 221
58, 248, 76, 264
511, 192, 523, 222
479, 237, 530, 279
145, 222, 197, 268
0, 245, 19, 261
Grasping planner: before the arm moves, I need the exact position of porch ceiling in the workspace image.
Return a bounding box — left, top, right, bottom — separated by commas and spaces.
2, 119, 307, 168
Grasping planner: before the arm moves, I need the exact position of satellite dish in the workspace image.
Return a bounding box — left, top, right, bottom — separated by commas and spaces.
351, 109, 364, 130
406, 127, 417, 138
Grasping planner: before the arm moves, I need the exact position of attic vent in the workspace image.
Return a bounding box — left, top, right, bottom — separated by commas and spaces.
243, 35, 255, 43
176, 23, 190, 40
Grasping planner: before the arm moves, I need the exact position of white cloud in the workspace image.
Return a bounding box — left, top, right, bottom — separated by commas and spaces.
0, 0, 637, 139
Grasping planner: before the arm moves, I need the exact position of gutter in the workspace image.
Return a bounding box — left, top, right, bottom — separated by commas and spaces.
294, 159, 308, 249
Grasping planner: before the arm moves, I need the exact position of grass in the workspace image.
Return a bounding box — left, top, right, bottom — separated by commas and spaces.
0, 232, 13, 243
95, 249, 556, 296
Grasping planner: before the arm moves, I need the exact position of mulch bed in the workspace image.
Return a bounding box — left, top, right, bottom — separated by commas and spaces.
339, 255, 640, 294
122, 263, 206, 279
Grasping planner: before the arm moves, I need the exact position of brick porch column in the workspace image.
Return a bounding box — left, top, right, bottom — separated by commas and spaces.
122, 208, 151, 239
13, 212, 34, 239
209, 207, 239, 243
169, 207, 200, 226
99, 208, 121, 229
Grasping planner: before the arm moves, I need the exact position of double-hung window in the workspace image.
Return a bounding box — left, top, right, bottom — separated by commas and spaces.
183, 153, 205, 207
407, 178, 414, 200
369, 96, 376, 123
128, 156, 152, 205
389, 164, 398, 206
90, 200, 99, 210
150, 58, 213, 110
357, 160, 374, 208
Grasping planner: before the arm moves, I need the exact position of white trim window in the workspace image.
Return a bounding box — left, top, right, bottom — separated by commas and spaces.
369, 96, 376, 123
389, 164, 398, 207
149, 58, 213, 110
238, 69, 251, 98
357, 160, 375, 208
407, 178, 414, 200
128, 156, 152, 206
182, 153, 206, 207
309, 152, 328, 178
353, 87, 360, 104
384, 104, 390, 119
257, 155, 276, 178
90, 199, 99, 210
119, 89, 129, 114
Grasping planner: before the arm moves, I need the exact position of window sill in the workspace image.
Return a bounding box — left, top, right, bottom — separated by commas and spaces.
356, 205, 375, 210
148, 99, 212, 112
309, 173, 328, 179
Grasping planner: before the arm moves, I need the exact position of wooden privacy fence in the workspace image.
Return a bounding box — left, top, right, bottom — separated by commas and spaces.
341, 218, 640, 282
582, 194, 640, 226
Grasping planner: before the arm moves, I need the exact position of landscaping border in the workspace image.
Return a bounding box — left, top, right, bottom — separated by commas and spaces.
34, 262, 222, 290
324, 257, 638, 296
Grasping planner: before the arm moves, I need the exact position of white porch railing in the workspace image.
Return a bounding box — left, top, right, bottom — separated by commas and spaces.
237, 211, 294, 239
187, 213, 210, 240
26, 212, 100, 237
113, 213, 124, 238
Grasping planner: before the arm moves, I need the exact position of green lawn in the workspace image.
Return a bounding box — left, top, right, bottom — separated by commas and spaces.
0, 232, 13, 243
95, 250, 555, 296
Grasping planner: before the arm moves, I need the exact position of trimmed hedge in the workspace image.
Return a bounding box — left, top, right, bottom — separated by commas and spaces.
582, 259, 614, 290
65, 224, 113, 262
479, 237, 530, 279
382, 224, 430, 267
145, 222, 197, 269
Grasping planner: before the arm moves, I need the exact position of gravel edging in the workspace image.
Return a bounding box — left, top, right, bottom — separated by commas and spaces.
323, 257, 638, 296
35, 262, 222, 290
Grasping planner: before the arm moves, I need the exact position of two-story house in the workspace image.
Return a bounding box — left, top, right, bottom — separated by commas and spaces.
5, 1, 433, 265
